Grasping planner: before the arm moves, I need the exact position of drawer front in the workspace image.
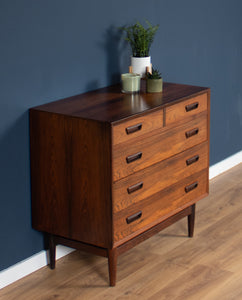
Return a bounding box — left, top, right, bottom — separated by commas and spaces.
113, 112, 207, 181
113, 142, 208, 213
113, 169, 208, 243
166, 93, 207, 126
112, 109, 163, 145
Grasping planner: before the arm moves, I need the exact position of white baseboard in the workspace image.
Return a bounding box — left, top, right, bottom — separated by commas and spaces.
0, 246, 74, 289
209, 150, 242, 179
1, 150, 242, 290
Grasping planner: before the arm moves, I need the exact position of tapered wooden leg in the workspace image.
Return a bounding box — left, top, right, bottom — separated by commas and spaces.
188, 204, 196, 237
49, 234, 56, 269
107, 248, 117, 287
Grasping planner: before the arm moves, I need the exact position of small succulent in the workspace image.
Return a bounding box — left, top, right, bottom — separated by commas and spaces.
146, 68, 162, 79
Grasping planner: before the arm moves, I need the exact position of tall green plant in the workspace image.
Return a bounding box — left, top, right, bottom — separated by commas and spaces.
120, 21, 159, 57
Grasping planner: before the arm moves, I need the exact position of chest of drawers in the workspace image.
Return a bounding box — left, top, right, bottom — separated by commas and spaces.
30, 82, 210, 286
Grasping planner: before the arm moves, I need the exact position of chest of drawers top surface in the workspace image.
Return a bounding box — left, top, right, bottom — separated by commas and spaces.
31, 82, 209, 123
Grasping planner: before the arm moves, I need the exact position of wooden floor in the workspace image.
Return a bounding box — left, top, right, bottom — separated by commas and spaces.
1, 163, 242, 300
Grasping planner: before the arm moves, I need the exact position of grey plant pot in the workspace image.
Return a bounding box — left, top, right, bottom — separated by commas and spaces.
146, 78, 163, 93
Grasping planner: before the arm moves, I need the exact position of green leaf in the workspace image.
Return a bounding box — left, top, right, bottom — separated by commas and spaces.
119, 20, 159, 57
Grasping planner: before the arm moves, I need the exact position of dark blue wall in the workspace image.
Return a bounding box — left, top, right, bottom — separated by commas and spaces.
1, 0, 242, 270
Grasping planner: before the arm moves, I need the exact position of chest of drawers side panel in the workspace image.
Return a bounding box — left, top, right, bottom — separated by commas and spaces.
29, 110, 113, 248
206, 90, 211, 192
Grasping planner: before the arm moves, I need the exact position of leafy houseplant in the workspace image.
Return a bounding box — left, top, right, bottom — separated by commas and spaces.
146, 68, 163, 93
121, 21, 159, 57
120, 21, 159, 77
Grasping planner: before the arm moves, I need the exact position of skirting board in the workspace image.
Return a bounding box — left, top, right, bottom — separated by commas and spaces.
0, 246, 74, 289
209, 150, 242, 180
1, 150, 242, 289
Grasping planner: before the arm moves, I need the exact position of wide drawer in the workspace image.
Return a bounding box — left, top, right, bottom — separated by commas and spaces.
113, 142, 208, 213
113, 112, 208, 181
166, 93, 207, 126
112, 109, 163, 145
113, 169, 208, 243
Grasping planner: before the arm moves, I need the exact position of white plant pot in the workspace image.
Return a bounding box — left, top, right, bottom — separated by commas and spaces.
131, 56, 151, 78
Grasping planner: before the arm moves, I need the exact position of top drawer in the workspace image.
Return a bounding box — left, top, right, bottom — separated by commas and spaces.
166, 93, 207, 126
112, 109, 163, 145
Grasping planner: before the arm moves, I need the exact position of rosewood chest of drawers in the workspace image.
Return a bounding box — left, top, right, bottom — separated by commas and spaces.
30, 82, 210, 286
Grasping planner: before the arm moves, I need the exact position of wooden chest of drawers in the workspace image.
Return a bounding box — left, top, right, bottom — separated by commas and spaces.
30, 82, 210, 286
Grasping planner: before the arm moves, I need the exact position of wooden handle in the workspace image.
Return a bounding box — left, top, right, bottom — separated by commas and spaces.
126, 123, 142, 135
185, 128, 199, 138
186, 155, 199, 166
126, 211, 142, 224
127, 182, 143, 194
185, 182, 198, 193
126, 152, 142, 164
146, 64, 152, 74
185, 102, 199, 112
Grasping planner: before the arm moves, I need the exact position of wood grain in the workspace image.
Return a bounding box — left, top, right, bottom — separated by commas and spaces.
113, 112, 207, 181
29, 82, 209, 123
30, 110, 112, 248
2, 164, 241, 300
165, 93, 207, 125
29, 82, 210, 286
112, 108, 163, 145
113, 142, 208, 212
113, 169, 208, 243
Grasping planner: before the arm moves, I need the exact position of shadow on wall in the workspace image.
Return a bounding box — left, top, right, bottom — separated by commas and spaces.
102, 25, 126, 86
85, 25, 128, 91
0, 111, 42, 270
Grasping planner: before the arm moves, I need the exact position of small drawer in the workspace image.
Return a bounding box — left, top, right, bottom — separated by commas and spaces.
113, 142, 208, 213
112, 109, 163, 146
112, 112, 207, 181
113, 169, 208, 243
166, 93, 207, 126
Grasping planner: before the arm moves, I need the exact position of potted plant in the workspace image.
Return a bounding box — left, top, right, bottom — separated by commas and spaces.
120, 21, 159, 77
146, 68, 163, 93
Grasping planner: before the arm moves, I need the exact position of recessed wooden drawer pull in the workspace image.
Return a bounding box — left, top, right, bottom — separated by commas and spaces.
126, 211, 142, 224
185, 128, 199, 138
186, 155, 199, 166
126, 123, 142, 135
127, 182, 143, 194
185, 102, 199, 112
185, 181, 198, 193
126, 152, 142, 164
